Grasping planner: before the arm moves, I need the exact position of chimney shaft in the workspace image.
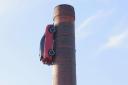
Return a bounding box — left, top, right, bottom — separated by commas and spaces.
52, 4, 76, 85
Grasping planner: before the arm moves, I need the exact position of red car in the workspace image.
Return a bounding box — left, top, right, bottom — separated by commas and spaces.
40, 24, 56, 65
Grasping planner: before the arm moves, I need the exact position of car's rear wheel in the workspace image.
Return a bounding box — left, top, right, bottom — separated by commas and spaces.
48, 49, 55, 56
49, 27, 56, 33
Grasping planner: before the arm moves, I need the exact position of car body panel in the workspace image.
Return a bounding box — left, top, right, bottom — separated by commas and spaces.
40, 24, 55, 65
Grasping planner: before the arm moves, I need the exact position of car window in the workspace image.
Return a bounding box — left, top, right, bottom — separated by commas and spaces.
40, 35, 45, 51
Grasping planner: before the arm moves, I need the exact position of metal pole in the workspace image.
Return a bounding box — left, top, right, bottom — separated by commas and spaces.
52, 4, 76, 85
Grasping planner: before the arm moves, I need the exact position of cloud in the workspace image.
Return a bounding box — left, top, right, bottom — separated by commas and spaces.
76, 10, 112, 41
101, 15, 128, 50
104, 30, 128, 48
93, 30, 128, 57
88, 14, 128, 57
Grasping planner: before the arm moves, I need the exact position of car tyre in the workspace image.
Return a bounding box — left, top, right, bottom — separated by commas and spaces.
48, 49, 55, 56
49, 27, 56, 33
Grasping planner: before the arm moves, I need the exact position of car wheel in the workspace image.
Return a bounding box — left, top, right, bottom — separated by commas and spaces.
49, 27, 56, 33
48, 49, 55, 56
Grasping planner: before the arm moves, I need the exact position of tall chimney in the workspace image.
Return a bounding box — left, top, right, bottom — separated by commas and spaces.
52, 4, 76, 85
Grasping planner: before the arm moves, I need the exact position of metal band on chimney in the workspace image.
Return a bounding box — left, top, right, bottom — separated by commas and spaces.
53, 4, 75, 24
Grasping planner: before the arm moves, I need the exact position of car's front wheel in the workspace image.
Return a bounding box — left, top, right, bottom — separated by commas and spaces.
48, 49, 55, 56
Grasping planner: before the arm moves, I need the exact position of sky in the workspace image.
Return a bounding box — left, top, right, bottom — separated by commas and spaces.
0, 0, 128, 85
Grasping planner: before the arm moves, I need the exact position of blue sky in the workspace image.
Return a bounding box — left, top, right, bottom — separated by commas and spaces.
0, 0, 128, 85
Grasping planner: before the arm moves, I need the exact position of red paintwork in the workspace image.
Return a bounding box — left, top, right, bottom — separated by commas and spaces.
41, 24, 55, 65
